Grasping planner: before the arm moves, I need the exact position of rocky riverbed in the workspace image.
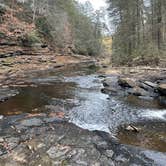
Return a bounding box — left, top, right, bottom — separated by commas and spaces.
0, 63, 166, 165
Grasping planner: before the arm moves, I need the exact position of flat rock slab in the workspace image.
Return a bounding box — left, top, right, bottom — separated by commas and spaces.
19, 118, 43, 127
0, 121, 165, 166
144, 81, 158, 88
128, 86, 150, 96
118, 78, 137, 88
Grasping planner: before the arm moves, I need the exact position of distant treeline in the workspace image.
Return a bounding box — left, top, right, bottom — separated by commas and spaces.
107, 0, 166, 66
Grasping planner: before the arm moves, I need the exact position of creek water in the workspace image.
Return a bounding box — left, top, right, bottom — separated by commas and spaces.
0, 64, 166, 152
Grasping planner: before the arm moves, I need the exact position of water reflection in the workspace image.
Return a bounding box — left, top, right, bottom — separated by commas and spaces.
0, 83, 76, 115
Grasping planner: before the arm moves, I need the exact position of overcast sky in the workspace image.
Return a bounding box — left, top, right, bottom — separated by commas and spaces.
77, 0, 107, 10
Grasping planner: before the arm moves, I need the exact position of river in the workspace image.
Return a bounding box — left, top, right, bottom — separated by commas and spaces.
0, 63, 166, 164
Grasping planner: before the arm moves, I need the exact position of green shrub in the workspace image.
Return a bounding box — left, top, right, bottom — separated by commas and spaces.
35, 17, 52, 37
0, 31, 5, 38
0, 4, 6, 16
21, 31, 41, 47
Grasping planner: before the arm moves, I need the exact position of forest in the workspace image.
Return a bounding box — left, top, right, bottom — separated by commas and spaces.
0, 0, 104, 56
0, 0, 166, 165
107, 0, 166, 66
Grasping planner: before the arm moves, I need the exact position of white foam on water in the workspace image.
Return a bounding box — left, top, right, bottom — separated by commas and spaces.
69, 119, 110, 133
141, 110, 166, 121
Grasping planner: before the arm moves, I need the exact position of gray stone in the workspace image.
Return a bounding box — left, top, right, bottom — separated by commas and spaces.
144, 81, 158, 88
44, 117, 64, 123
118, 78, 137, 88
128, 87, 149, 96
115, 155, 129, 163
20, 118, 43, 127
138, 96, 154, 100
0, 137, 4, 142
6, 137, 20, 149
47, 145, 71, 159
105, 150, 114, 158
139, 82, 153, 91
95, 141, 108, 149
101, 87, 118, 94
100, 155, 115, 166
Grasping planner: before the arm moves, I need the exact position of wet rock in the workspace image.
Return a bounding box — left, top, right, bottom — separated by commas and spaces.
115, 155, 129, 163
144, 81, 158, 89
6, 137, 20, 150
103, 78, 113, 87
0, 144, 7, 156
47, 145, 71, 159
98, 74, 107, 78
95, 141, 108, 150
158, 84, 166, 96
139, 82, 154, 91
20, 118, 43, 127
0, 88, 19, 102
44, 117, 64, 123
0, 137, 4, 143
44, 105, 64, 112
100, 155, 115, 166
25, 139, 45, 152
159, 96, 166, 106
125, 125, 140, 132
128, 87, 149, 96
105, 150, 114, 158
138, 96, 154, 100
118, 78, 137, 88
6, 145, 29, 164
101, 87, 118, 94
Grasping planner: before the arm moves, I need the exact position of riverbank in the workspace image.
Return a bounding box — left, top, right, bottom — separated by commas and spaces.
100, 66, 166, 106
0, 50, 95, 88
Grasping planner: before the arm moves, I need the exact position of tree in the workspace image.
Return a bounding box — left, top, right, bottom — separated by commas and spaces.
107, 0, 166, 66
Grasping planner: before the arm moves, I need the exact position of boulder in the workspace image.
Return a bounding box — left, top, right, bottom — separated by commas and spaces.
118, 78, 136, 88
103, 78, 113, 87
144, 81, 157, 89
128, 87, 149, 96
158, 84, 166, 96
101, 87, 118, 94
139, 82, 153, 91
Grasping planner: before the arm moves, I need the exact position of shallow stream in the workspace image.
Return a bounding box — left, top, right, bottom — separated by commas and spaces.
0, 64, 166, 153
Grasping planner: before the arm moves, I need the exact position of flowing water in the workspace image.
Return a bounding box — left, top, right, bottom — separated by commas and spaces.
0, 64, 166, 152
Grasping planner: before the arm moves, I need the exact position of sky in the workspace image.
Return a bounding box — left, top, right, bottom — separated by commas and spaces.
77, 0, 107, 10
